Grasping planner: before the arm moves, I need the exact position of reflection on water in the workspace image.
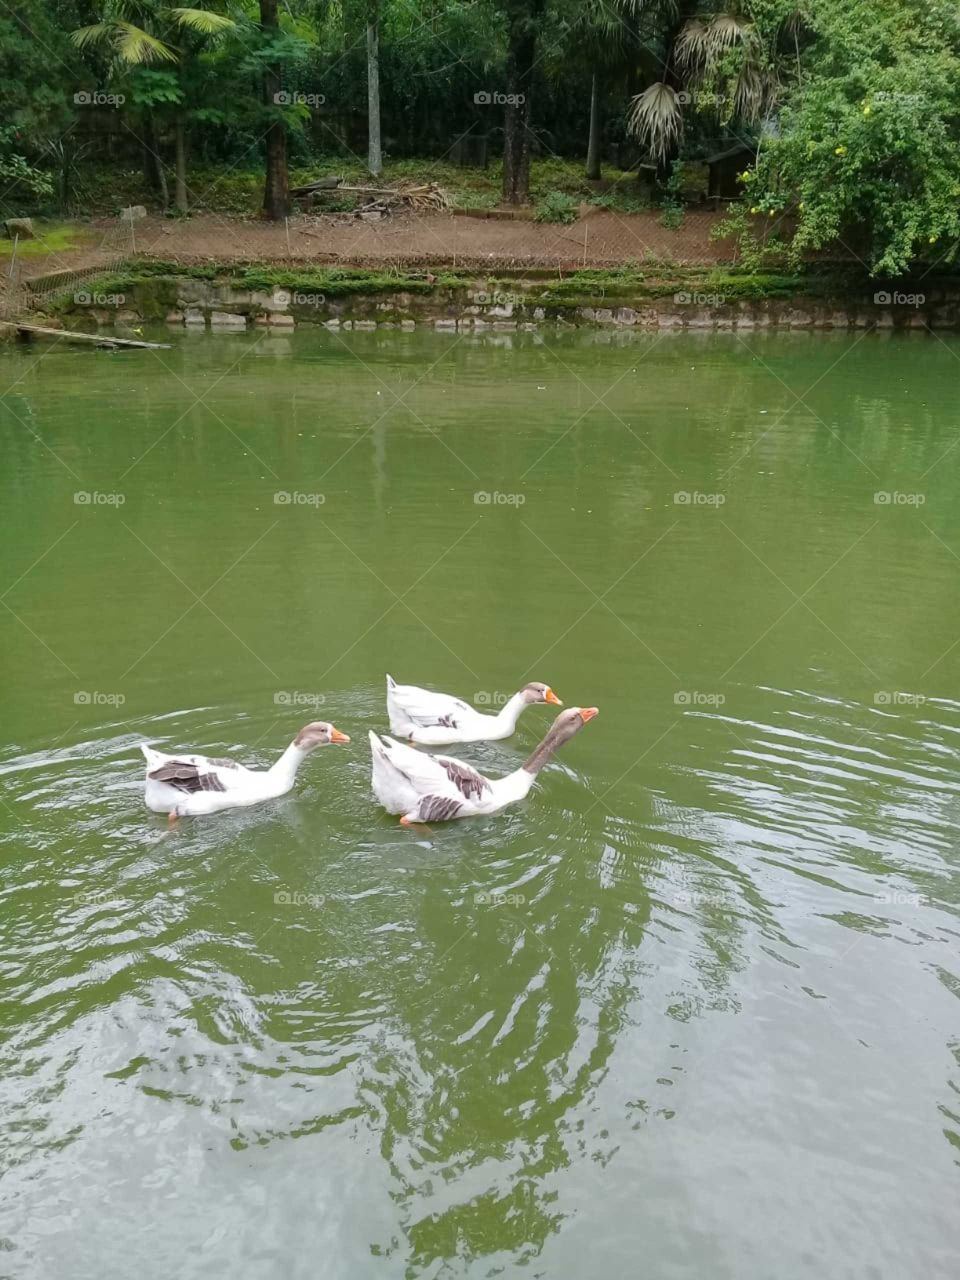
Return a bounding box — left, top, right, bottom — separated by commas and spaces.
0, 329, 959, 1279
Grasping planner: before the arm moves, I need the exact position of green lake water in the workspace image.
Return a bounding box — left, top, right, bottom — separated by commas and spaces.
1, 326, 959, 1278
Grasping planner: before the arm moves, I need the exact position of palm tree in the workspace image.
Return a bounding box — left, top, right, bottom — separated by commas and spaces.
626, 7, 794, 166
72, 3, 234, 212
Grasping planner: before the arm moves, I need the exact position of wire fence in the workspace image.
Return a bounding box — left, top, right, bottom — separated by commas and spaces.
2, 220, 132, 320
3, 205, 854, 323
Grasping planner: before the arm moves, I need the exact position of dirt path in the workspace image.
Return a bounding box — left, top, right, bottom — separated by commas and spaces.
18, 208, 735, 280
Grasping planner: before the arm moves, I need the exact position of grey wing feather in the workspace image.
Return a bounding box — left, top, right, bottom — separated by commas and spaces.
417, 794, 465, 822
148, 761, 226, 794
438, 758, 490, 801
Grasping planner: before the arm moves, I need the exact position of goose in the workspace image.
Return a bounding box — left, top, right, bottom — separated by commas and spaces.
385, 674, 562, 745
142, 720, 350, 820
369, 705, 598, 824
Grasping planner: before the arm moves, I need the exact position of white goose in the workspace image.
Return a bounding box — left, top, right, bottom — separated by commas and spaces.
142, 720, 350, 820
385, 674, 562, 745
369, 705, 598, 824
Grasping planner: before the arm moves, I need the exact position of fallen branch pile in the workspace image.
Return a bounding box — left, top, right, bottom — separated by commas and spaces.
290, 176, 449, 217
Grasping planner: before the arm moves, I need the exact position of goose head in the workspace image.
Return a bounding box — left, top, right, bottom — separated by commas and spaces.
522, 706, 598, 774
521, 681, 563, 706
552, 705, 598, 741
294, 721, 351, 751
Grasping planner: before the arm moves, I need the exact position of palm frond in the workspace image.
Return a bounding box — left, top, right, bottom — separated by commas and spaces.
167, 8, 236, 36
732, 63, 776, 121
70, 23, 114, 51
627, 82, 682, 161
708, 13, 752, 57
675, 19, 709, 72
115, 20, 178, 63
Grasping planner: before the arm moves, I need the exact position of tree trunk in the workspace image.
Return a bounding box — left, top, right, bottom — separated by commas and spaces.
260, 0, 289, 220
367, 0, 383, 177
174, 116, 188, 213
585, 70, 602, 181
142, 113, 168, 208
501, 2, 542, 205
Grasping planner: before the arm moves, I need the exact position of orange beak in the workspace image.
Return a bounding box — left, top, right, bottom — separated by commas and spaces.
330, 727, 350, 744
399, 815, 412, 826
545, 687, 562, 705
578, 707, 599, 723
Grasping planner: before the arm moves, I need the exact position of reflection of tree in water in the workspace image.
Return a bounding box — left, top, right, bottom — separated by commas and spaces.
336, 794, 767, 1269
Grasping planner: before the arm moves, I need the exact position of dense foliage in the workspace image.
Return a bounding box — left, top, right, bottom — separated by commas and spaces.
0, 0, 958, 273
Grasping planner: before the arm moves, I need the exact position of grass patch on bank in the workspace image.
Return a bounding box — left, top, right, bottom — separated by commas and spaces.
0, 221, 89, 257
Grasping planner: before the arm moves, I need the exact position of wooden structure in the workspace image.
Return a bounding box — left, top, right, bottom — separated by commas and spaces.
0, 321, 170, 350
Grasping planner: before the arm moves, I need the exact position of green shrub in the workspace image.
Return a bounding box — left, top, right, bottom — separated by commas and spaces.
534, 191, 578, 224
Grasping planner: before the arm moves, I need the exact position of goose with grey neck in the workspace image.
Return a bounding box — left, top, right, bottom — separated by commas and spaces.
141, 720, 350, 820
369, 706, 599, 824
385, 673, 562, 745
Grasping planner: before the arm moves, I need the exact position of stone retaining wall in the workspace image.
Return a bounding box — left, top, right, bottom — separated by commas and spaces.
50, 275, 955, 332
